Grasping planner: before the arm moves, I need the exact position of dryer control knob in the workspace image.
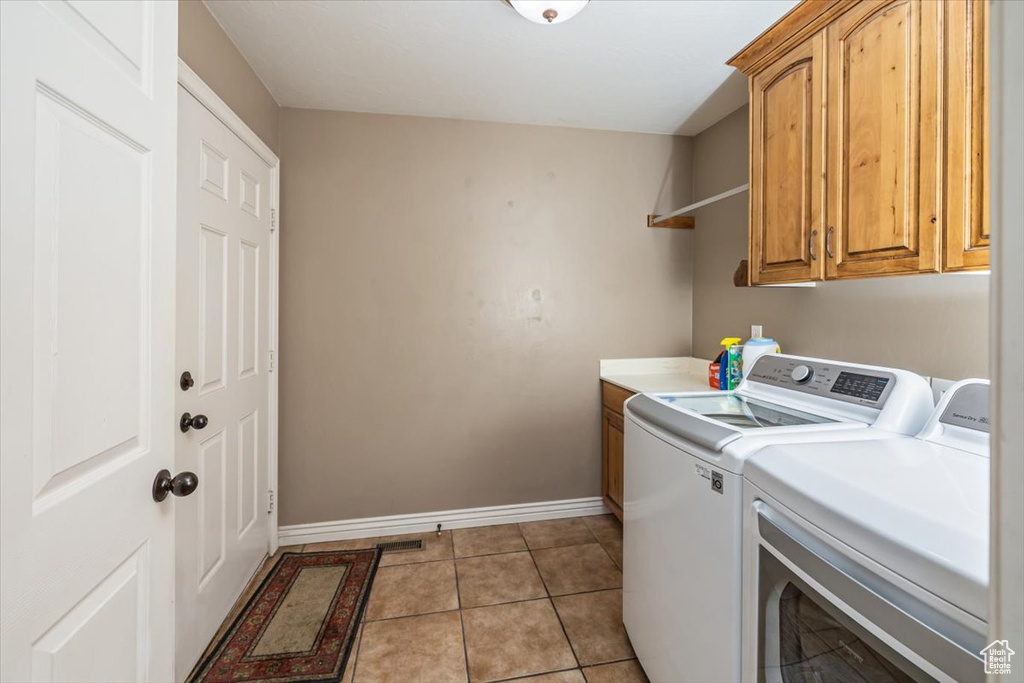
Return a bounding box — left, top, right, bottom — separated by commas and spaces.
791, 365, 814, 384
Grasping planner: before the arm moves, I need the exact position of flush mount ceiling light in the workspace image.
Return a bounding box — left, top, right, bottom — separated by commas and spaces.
505, 0, 590, 25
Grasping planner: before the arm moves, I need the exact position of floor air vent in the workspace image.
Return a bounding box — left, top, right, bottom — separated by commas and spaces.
376, 539, 424, 554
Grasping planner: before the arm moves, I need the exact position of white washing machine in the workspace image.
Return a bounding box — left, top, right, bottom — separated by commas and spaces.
622, 354, 935, 683
741, 379, 990, 682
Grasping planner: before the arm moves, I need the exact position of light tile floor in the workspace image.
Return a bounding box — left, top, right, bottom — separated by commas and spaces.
225, 514, 647, 683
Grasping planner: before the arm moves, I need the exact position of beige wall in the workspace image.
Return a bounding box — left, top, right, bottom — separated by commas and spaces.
691, 106, 990, 380
278, 108, 694, 526
178, 0, 280, 153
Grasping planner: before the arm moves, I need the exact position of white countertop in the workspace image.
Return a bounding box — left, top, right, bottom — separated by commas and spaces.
599, 356, 713, 394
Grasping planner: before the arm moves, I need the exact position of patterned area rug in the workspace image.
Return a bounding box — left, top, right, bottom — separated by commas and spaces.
190, 549, 380, 683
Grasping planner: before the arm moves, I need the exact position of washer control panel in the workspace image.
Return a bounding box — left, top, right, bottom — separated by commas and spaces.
746, 356, 896, 408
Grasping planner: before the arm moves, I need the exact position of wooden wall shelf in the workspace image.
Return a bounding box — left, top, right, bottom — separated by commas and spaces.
647, 214, 695, 229
646, 184, 749, 230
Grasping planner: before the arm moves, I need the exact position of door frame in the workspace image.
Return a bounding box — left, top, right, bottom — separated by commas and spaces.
176, 59, 280, 554
987, 0, 1023, 669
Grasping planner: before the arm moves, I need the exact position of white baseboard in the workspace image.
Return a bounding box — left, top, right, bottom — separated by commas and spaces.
278, 496, 610, 546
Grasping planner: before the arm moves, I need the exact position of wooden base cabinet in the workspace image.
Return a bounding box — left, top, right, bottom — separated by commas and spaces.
731, 0, 989, 282
601, 381, 635, 522
602, 409, 625, 519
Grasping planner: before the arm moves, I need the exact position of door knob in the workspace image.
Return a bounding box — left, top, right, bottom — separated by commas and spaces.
152, 469, 199, 502
180, 412, 209, 433
180, 371, 194, 391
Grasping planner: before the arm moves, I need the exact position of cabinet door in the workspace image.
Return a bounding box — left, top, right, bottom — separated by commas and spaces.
944, 0, 990, 271
602, 409, 624, 520
825, 0, 941, 279
749, 34, 825, 285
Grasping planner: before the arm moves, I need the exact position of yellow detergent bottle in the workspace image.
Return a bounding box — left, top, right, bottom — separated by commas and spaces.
709, 337, 742, 390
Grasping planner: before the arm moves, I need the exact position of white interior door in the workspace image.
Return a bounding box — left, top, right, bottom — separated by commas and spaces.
174, 85, 272, 680
0, 1, 177, 681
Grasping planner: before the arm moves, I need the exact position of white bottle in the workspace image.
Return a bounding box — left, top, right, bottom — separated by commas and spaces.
742, 337, 780, 377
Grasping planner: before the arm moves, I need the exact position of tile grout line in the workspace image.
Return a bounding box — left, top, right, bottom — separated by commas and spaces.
591, 655, 642, 667
521, 521, 583, 672
456, 549, 537, 568
550, 530, 631, 670
571, 519, 632, 673
542, 585, 624, 601
361, 607, 462, 626
458, 583, 627, 614
455, 540, 617, 567
529, 518, 630, 673
523, 528, 600, 552
492, 664, 584, 682
450, 537, 472, 683
582, 520, 623, 569
348, 622, 364, 683
594, 537, 621, 569
454, 544, 531, 560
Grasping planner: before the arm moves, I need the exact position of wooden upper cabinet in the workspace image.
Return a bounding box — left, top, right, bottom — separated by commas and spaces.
943, 0, 990, 271
749, 34, 825, 285
824, 0, 941, 279
731, 0, 988, 282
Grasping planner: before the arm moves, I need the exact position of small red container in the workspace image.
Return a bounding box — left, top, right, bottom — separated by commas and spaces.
708, 362, 721, 389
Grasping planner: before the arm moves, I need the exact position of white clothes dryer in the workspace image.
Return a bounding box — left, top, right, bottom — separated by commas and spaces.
741, 379, 990, 682
623, 354, 935, 682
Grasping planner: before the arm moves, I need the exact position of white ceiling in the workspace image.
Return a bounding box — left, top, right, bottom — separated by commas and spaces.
205, 0, 798, 136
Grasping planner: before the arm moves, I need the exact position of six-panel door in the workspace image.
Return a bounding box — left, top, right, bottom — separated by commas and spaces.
824, 0, 942, 279
749, 34, 825, 285
175, 85, 273, 680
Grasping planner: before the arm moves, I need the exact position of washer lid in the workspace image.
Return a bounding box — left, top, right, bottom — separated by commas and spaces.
746, 438, 989, 621
628, 391, 847, 453
627, 394, 744, 452
654, 393, 840, 429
